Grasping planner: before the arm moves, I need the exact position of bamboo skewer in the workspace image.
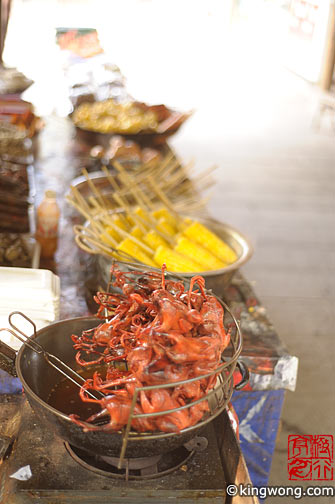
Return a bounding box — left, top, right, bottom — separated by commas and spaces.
82, 167, 109, 209
69, 193, 154, 256
112, 192, 148, 235
113, 162, 160, 231
67, 149, 221, 268
112, 164, 177, 244
66, 195, 104, 235
146, 175, 182, 222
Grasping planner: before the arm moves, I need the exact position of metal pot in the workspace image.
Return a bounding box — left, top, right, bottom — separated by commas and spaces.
0, 315, 248, 460
95, 216, 253, 297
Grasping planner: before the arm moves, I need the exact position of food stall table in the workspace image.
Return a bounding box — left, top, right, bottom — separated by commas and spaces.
0, 116, 298, 491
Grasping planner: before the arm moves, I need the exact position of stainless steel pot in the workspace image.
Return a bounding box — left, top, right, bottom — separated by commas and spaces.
95, 216, 253, 297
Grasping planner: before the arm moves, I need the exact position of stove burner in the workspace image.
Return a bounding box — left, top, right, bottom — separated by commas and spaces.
65, 443, 195, 480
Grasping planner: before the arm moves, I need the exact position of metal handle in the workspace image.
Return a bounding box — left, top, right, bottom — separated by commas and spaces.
8, 312, 43, 354
234, 360, 249, 390
2, 315, 104, 401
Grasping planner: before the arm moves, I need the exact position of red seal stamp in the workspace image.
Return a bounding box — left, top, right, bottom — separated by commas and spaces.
288, 435, 333, 480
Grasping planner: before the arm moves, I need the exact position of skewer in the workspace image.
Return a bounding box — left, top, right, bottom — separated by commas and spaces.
70, 184, 92, 214
103, 217, 154, 256
82, 167, 109, 209
112, 192, 148, 234
113, 160, 151, 210
66, 195, 104, 234
146, 175, 182, 222
75, 233, 117, 256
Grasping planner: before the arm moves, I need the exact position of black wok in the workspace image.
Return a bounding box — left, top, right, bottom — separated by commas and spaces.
0, 317, 211, 458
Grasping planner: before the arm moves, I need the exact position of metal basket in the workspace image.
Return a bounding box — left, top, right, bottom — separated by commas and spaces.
76, 210, 253, 296
102, 264, 247, 466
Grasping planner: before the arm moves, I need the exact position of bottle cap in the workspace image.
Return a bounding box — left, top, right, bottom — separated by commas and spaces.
45, 190, 56, 199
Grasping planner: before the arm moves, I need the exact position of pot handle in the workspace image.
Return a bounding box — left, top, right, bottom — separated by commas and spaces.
234, 360, 249, 390
0, 330, 18, 377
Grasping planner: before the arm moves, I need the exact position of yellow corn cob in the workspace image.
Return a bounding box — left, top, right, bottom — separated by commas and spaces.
154, 245, 204, 273
100, 231, 118, 248
126, 215, 135, 227
117, 238, 156, 267
183, 217, 193, 226
103, 214, 129, 241
105, 225, 121, 242
97, 232, 124, 260
134, 207, 151, 222
143, 230, 169, 250
175, 236, 226, 270
113, 214, 129, 230
183, 221, 237, 264
156, 217, 176, 237
130, 226, 143, 239
152, 208, 177, 227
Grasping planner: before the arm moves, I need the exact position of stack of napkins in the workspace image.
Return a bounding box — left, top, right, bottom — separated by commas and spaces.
0, 267, 60, 350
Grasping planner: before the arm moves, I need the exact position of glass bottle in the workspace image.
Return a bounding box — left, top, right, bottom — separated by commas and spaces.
35, 190, 60, 259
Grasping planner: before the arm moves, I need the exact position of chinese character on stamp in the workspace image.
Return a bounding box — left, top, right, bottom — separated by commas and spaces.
288, 435, 333, 481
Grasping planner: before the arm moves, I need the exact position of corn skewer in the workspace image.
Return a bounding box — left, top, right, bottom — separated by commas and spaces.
110, 169, 177, 243
72, 224, 139, 266
154, 245, 203, 273
88, 196, 103, 211
112, 192, 148, 235
79, 165, 175, 250
85, 199, 130, 237
113, 162, 170, 246
117, 238, 156, 267
74, 221, 120, 252
135, 178, 231, 269
175, 236, 226, 270
146, 175, 183, 224
71, 193, 155, 259
183, 221, 237, 264
130, 211, 175, 246
109, 172, 176, 247
103, 218, 154, 256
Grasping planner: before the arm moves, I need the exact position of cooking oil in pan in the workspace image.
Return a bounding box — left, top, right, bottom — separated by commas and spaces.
47, 367, 102, 419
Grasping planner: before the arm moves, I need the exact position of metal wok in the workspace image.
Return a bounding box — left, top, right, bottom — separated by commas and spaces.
0, 315, 248, 459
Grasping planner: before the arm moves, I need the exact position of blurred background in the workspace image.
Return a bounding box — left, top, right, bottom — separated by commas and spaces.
2, 0, 334, 498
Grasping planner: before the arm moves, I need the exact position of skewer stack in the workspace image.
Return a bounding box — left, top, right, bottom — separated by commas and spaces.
66, 160, 237, 273
70, 151, 216, 215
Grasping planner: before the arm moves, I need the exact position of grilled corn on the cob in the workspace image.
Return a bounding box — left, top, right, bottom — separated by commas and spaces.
175, 236, 226, 270
154, 245, 203, 272
143, 230, 169, 249
183, 221, 237, 264
152, 208, 178, 227
156, 217, 176, 237
117, 238, 156, 267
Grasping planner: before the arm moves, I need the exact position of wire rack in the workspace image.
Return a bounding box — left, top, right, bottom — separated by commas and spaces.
102, 262, 245, 467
